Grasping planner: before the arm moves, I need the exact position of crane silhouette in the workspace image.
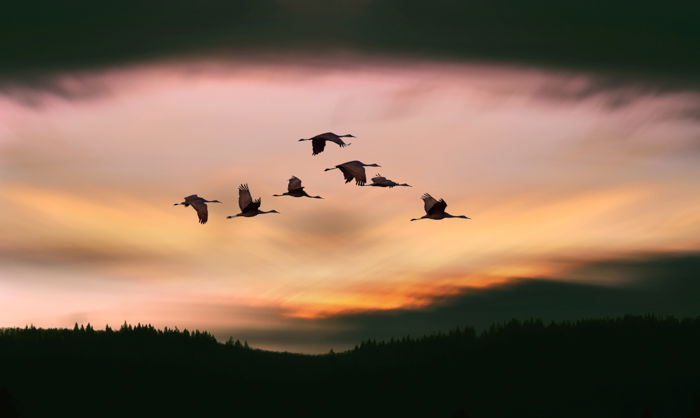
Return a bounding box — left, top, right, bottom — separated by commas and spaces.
227, 184, 280, 219
273, 176, 323, 199
411, 193, 470, 221
365, 173, 411, 188
299, 132, 355, 155
173, 195, 221, 224
324, 160, 381, 186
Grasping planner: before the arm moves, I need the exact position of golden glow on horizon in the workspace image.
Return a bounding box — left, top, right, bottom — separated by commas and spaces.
1, 57, 699, 337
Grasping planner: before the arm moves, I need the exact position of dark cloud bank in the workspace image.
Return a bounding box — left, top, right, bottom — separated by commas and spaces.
2, 1, 699, 86
223, 253, 700, 352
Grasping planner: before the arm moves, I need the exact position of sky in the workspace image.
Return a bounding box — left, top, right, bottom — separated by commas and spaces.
1, 2, 700, 353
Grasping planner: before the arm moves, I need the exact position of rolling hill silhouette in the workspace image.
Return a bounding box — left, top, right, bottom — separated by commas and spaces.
1, 316, 699, 418
224, 254, 700, 351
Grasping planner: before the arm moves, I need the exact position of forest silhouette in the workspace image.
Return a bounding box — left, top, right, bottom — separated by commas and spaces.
1, 316, 699, 417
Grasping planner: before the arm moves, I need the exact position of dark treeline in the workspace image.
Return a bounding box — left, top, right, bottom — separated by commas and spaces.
1, 316, 699, 418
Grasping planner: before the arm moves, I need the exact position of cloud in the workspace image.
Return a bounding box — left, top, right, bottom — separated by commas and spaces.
0, 75, 110, 107
535, 77, 681, 109
0, 243, 168, 267
220, 252, 700, 352
529, 76, 700, 128
2, 0, 699, 89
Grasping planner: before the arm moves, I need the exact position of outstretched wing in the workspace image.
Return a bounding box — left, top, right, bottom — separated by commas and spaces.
421, 194, 438, 213
311, 137, 326, 155
337, 165, 355, 184
183, 195, 199, 206
324, 136, 349, 148
347, 163, 367, 186
337, 163, 366, 186
421, 193, 447, 215
189, 199, 208, 224
288, 176, 303, 192
315, 132, 339, 141
238, 184, 253, 212
313, 133, 349, 152
373, 174, 397, 187
430, 199, 447, 215
245, 198, 262, 213
371, 174, 387, 184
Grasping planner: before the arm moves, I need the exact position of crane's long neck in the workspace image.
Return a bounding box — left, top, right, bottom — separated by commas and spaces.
324, 167, 338, 171
260, 210, 279, 215
410, 216, 428, 221
299, 191, 322, 199
340, 134, 353, 137
399, 184, 411, 187
273, 193, 288, 197
445, 213, 470, 219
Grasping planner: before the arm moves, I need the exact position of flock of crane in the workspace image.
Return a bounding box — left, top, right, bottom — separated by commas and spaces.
174, 132, 471, 224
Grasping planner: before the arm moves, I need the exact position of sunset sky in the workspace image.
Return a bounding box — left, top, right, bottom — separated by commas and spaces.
2, 1, 699, 352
